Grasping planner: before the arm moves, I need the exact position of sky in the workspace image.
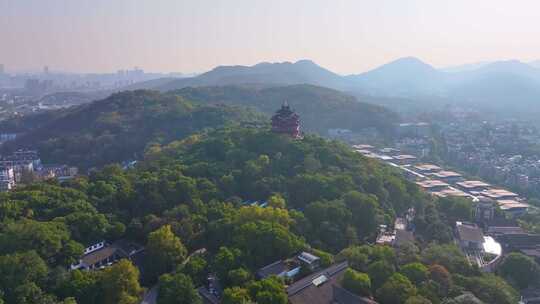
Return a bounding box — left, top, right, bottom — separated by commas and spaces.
2, 0, 540, 74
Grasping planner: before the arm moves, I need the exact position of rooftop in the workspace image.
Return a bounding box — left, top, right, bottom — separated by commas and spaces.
456, 221, 485, 243
414, 164, 442, 172
497, 200, 530, 211
416, 180, 449, 189
352, 144, 374, 150
257, 260, 290, 279
430, 170, 462, 178
298, 252, 320, 264
481, 188, 519, 199
456, 180, 491, 189
287, 262, 377, 304
393, 154, 417, 160
432, 188, 471, 198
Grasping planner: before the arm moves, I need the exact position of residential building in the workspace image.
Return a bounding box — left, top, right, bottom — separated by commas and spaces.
0, 166, 15, 191
70, 240, 144, 271
456, 221, 485, 250
286, 261, 378, 304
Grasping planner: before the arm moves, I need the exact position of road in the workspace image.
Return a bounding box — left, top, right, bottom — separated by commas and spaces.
140, 285, 158, 304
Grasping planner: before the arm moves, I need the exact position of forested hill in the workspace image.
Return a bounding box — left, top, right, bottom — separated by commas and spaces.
171, 84, 399, 135
0, 90, 263, 169
0, 127, 521, 304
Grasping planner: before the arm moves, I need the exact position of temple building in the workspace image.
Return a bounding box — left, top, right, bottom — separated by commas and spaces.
271, 102, 301, 138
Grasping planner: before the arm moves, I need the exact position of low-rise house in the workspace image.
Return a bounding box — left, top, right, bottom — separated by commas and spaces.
496, 200, 530, 217
413, 163, 442, 173
286, 261, 378, 304
480, 188, 519, 200
391, 154, 417, 165
415, 180, 449, 192
474, 197, 496, 223
39, 164, 78, 181
456, 221, 485, 250
257, 259, 301, 279
432, 187, 471, 199
297, 252, 321, 270
257, 252, 319, 280
456, 180, 491, 192
429, 170, 463, 183
485, 218, 524, 236
375, 225, 395, 246
497, 234, 540, 263
71, 240, 144, 271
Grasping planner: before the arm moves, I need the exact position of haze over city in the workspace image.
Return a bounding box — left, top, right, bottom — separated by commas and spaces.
3, 0, 540, 74
4, 2, 540, 304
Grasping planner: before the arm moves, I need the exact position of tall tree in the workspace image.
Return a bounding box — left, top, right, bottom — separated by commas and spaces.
146, 225, 187, 278
101, 260, 143, 304
157, 273, 201, 304
499, 253, 540, 289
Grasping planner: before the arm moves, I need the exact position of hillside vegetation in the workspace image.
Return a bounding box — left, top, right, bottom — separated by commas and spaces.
0, 90, 262, 169
172, 84, 399, 135
0, 127, 521, 304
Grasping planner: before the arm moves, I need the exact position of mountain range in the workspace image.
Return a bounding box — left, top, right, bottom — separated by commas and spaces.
128, 57, 540, 111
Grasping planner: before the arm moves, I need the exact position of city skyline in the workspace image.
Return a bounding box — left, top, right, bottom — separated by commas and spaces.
2, 0, 540, 74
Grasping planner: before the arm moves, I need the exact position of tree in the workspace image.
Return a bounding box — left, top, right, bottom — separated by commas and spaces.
336, 246, 369, 271
267, 193, 286, 209
180, 255, 208, 286
101, 260, 143, 304
0, 219, 72, 261
248, 277, 287, 304
400, 263, 429, 285
458, 274, 518, 304
213, 246, 242, 284
368, 260, 395, 290
429, 264, 452, 295
397, 242, 421, 265
55, 270, 102, 304
146, 225, 187, 278
422, 244, 471, 274
222, 287, 251, 304
0, 251, 49, 303
343, 191, 382, 238
376, 273, 417, 304
12, 282, 57, 304
342, 268, 371, 297
158, 273, 202, 304
499, 252, 540, 289
228, 268, 252, 287
405, 295, 433, 304
232, 220, 303, 267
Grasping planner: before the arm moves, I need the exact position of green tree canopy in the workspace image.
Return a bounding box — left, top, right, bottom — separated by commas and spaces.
376, 273, 417, 304
342, 268, 371, 297
499, 252, 540, 289
146, 225, 188, 278
158, 273, 201, 304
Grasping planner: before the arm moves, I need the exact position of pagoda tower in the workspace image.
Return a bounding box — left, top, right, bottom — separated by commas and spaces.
271, 102, 301, 138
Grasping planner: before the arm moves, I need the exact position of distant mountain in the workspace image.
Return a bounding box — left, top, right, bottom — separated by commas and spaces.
440, 61, 492, 73
129, 60, 349, 92
125, 57, 540, 113
172, 84, 399, 135
0, 90, 262, 168
528, 60, 540, 69
446, 61, 540, 109
345, 57, 445, 97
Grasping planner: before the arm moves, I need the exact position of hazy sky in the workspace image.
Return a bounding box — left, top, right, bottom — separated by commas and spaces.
2, 0, 540, 74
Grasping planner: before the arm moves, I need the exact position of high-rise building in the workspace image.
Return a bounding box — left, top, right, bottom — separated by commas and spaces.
0, 64, 4, 74
43, 65, 49, 74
